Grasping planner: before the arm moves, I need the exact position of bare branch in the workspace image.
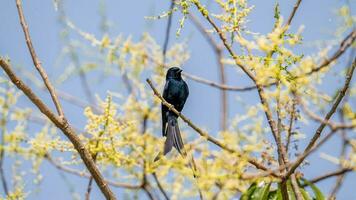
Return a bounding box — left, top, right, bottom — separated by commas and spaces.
152, 173, 170, 200
0, 86, 9, 196
45, 154, 141, 189
308, 168, 352, 185
0, 58, 116, 200
148, 53, 261, 92
162, 0, 175, 64
298, 97, 355, 131
328, 109, 350, 199
306, 30, 356, 76
15, 0, 64, 117
286, 96, 297, 153
56, 89, 100, 113
181, 72, 261, 91
189, 14, 221, 52
285, 0, 302, 28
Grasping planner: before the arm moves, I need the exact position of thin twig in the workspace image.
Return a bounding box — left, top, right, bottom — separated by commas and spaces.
189, 14, 221, 52
305, 30, 356, 76
0, 58, 116, 200
55, 89, 100, 113
148, 53, 263, 92
328, 109, 350, 199
15, 0, 64, 117
143, 185, 156, 200
286, 96, 297, 153
162, 0, 175, 65
298, 97, 354, 131
45, 154, 141, 189
152, 173, 170, 200
71, 45, 96, 106
285, 58, 356, 179
182, 72, 262, 91
285, 0, 302, 28
307, 168, 352, 185
0, 86, 9, 196
142, 159, 157, 200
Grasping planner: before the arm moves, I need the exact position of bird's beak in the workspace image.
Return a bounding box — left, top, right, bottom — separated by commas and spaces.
178, 69, 183, 73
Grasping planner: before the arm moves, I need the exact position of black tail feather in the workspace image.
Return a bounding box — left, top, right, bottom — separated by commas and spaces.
155, 116, 199, 177
164, 116, 184, 155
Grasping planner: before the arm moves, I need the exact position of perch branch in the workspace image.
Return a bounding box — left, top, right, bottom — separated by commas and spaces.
146, 79, 280, 177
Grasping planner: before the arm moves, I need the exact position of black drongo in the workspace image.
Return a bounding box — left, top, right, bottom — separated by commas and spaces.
161, 67, 189, 156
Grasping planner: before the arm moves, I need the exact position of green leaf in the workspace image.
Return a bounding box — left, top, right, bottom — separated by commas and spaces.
300, 188, 312, 200
241, 183, 257, 200
268, 190, 277, 200
286, 180, 296, 200
297, 178, 313, 200
268, 188, 282, 200
274, 3, 280, 20
301, 179, 325, 200
276, 187, 283, 200
252, 183, 271, 200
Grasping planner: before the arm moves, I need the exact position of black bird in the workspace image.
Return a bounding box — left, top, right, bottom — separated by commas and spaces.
160, 67, 189, 157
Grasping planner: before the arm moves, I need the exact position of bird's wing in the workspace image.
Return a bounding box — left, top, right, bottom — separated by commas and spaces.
161, 80, 170, 136
177, 80, 189, 111
161, 104, 168, 136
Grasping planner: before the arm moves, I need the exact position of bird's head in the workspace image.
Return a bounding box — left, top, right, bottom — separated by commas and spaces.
166, 67, 183, 80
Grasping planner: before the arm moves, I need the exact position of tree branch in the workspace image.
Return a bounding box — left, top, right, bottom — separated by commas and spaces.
162, 0, 175, 65
305, 30, 356, 76
285, 0, 302, 28
307, 168, 352, 185
0, 58, 116, 200
15, 0, 64, 117
45, 154, 141, 189
328, 109, 350, 199
0, 86, 9, 196
285, 58, 356, 179
152, 173, 170, 200
181, 72, 262, 91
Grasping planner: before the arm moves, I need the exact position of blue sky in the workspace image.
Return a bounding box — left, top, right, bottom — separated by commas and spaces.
0, 0, 355, 199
